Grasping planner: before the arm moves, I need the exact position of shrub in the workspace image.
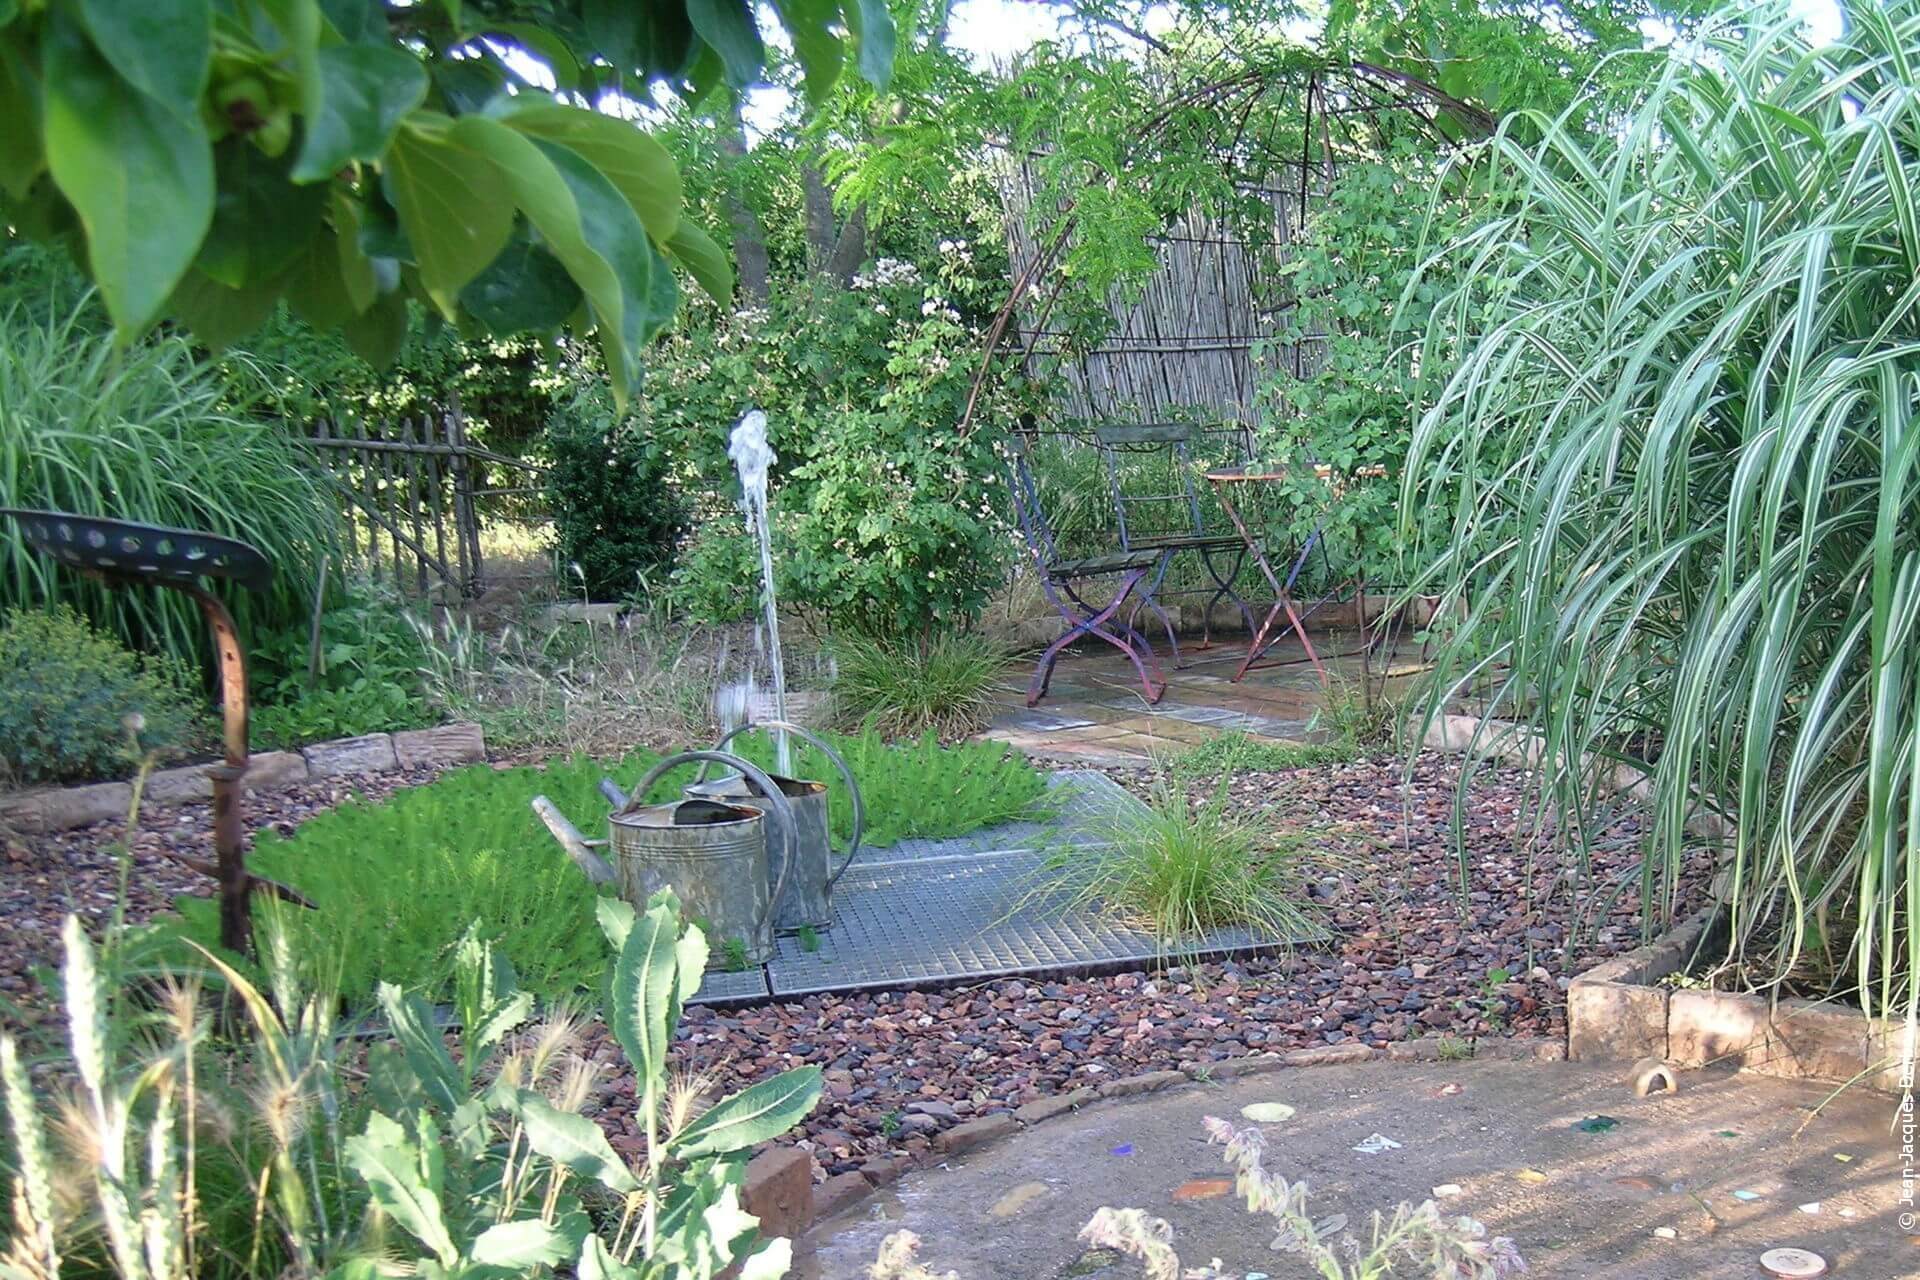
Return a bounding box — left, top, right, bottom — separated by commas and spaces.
660, 263, 1026, 639
0, 606, 205, 785
830, 631, 1010, 739
1030, 776, 1319, 958
547, 385, 684, 603
0, 303, 338, 669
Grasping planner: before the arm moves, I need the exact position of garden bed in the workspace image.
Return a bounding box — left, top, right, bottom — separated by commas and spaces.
586, 751, 1713, 1175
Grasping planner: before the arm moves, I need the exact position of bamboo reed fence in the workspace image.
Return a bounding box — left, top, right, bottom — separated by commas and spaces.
979, 61, 1490, 433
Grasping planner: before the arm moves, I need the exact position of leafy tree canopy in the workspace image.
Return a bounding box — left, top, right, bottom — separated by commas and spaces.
0, 0, 896, 404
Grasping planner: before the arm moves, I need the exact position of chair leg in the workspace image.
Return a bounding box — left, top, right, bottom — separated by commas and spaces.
1029, 570, 1166, 706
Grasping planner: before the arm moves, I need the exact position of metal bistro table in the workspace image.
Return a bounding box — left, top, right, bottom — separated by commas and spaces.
1204, 464, 1383, 684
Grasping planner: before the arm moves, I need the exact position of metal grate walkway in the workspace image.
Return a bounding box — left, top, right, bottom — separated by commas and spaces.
689, 771, 1319, 1004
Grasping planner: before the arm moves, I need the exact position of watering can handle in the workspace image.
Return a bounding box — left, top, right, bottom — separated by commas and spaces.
621, 750, 795, 947
697, 720, 865, 890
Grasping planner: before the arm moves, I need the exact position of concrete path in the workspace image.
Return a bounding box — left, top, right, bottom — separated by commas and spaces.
795, 1059, 1915, 1279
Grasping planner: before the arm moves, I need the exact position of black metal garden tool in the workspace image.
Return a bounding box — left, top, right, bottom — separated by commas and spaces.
2, 509, 310, 953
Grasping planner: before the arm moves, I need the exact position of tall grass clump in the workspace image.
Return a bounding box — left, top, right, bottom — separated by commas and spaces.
831, 630, 1010, 738
0, 303, 338, 666
1402, 2, 1920, 1019
1031, 778, 1319, 958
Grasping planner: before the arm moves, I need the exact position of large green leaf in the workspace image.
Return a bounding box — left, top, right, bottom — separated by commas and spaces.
606, 890, 681, 1083
665, 217, 733, 302
199, 137, 328, 287
43, 13, 214, 335
842, 0, 895, 92
331, 189, 382, 311
0, 39, 43, 199
384, 120, 514, 317
344, 1112, 458, 1267
468, 1220, 579, 1270
461, 228, 583, 333
76, 0, 209, 118
294, 44, 429, 182
672, 1066, 822, 1159
284, 226, 363, 330
773, 0, 842, 105
499, 101, 681, 240
452, 115, 674, 401
687, 0, 764, 88
505, 1089, 641, 1194
577, 1235, 643, 1280
374, 982, 462, 1114
170, 268, 280, 348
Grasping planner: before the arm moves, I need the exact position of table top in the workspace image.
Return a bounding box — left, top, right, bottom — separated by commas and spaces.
1204, 464, 1387, 484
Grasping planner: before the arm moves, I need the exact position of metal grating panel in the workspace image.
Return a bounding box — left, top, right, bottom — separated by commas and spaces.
688, 769, 1320, 1004
764, 849, 1315, 996
690, 965, 771, 1005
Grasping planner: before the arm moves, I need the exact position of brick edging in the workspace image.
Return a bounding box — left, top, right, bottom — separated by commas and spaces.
0, 722, 487, 834
779, 1035, 1565, 1233
1566, 908, 1915, 1095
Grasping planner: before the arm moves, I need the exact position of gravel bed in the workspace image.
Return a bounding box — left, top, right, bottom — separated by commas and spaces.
581, 752, 1708, 1176
0, 764, 451, 1009
2, 749, 1709, 1185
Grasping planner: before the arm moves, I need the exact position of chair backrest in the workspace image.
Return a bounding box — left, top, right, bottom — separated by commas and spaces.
1003, 431, 1060, 568
1092, 422, 1243, 550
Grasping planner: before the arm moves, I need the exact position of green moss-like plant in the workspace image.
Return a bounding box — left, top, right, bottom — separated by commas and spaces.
158, 731, 1046, 1004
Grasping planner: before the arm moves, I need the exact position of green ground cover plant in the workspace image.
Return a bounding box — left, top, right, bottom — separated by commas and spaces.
161, 731, 1045, 1002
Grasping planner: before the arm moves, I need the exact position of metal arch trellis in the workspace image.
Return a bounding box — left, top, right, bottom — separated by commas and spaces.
962, 54, 1493, 436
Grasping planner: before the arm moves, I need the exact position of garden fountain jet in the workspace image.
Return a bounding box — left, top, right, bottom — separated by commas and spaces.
0, 509, 312, 954
728, 408, 791, 774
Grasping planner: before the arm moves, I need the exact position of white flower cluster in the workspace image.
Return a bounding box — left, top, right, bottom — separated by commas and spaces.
937, 238, 974, 265
853, 258, 921, 290
919, 297, 962, 324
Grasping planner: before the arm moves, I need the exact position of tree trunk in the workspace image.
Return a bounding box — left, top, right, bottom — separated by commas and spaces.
802, 163, 838, 273
721, 101, 769, 304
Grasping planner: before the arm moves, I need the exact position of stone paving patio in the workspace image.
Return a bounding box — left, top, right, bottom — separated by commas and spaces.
980, 628, 1429, 765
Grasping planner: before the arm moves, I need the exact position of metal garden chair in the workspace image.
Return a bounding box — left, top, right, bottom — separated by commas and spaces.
1006, 433, 1168, 707
1093, 423, 1255, 666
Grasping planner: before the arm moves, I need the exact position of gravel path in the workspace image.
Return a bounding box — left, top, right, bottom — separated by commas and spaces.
581, 753, 1710, 1176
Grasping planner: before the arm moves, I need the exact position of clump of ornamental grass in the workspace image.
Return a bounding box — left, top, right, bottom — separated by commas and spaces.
830, 630, 1011, 739
1027, 777, 1319, 958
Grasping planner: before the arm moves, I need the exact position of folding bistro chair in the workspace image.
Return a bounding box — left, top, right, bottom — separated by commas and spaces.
1006, 432, 1169, 706
1093, 423, 1256, 666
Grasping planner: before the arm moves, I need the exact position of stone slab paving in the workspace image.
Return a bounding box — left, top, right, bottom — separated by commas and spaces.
796, 1058, 1916, 1280
979, 631, 1421, 764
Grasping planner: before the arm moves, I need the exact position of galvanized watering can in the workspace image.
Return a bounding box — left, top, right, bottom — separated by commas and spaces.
531, 751, 794, 967
683, 721, 863, 934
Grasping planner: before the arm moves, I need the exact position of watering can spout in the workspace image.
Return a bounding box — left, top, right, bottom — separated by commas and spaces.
530, 794, 617, 885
